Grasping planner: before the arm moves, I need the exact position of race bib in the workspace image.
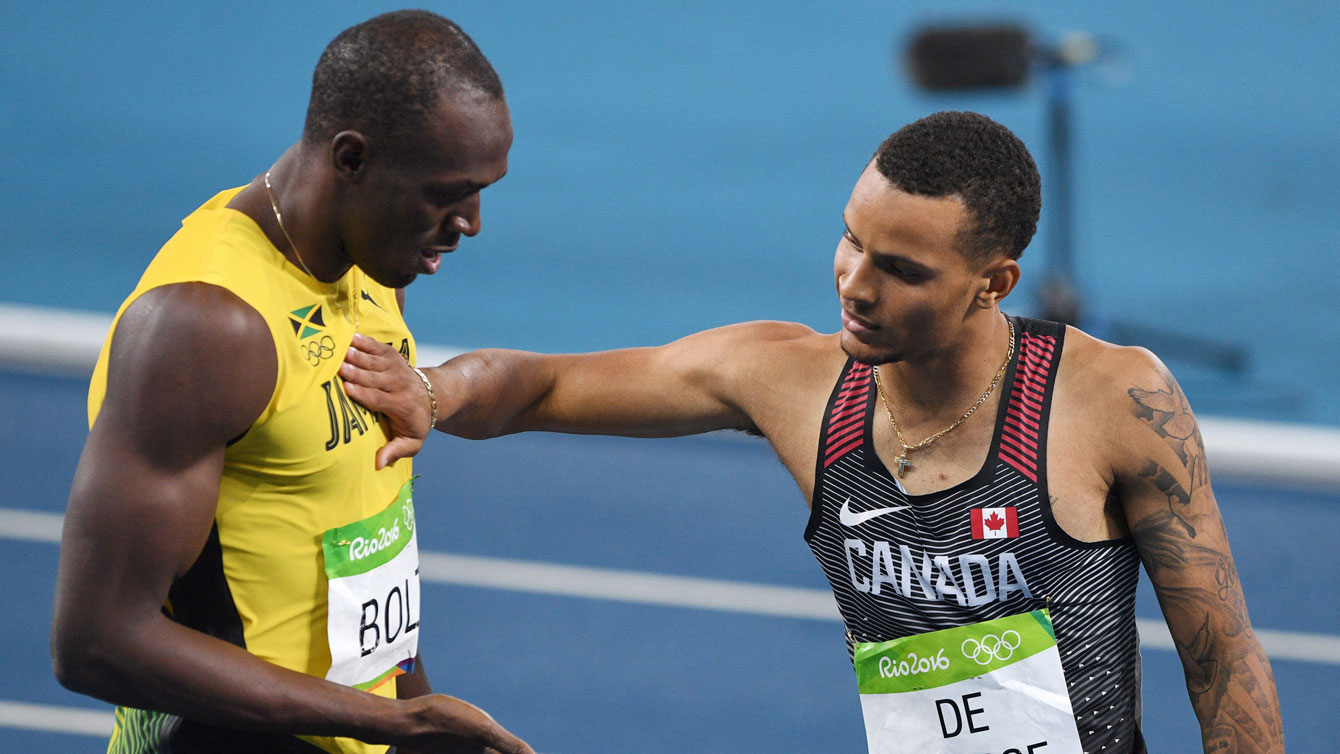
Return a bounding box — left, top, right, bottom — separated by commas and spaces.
322, 479, 421, 690
853, 609, 1082, 754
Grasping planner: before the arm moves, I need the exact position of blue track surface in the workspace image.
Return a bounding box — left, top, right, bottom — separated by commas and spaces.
3, 369, 1337, 752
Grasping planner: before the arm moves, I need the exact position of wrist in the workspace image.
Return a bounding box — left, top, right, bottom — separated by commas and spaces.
360, 693, 426, 746
410, 366, 438, 430
381, 693, 453, 748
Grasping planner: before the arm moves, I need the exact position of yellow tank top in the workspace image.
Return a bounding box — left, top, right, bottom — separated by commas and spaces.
89, 187, 416, 754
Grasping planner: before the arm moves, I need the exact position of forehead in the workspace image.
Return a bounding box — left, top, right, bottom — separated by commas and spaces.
844, 162, 970, 259
394, 89, 513, 182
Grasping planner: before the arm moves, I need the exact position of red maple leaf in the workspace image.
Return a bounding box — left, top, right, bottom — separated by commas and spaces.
984, 512, 1005, 531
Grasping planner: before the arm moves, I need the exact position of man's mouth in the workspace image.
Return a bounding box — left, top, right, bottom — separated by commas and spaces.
841, 309, 880, 336
419, 249, 447, 274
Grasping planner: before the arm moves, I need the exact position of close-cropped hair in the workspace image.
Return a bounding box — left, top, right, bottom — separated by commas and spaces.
874, 111, 1041, 264
302, 10, 503, 150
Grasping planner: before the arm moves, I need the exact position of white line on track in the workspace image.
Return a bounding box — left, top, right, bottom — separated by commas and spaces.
8, 508, 1339, 665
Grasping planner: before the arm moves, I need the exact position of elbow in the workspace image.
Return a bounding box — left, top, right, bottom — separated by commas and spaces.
50, 629, 94, 695
50, 614, 121, 698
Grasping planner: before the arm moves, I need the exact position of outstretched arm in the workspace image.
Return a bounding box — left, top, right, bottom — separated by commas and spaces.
1111, 351, 1283, 753
53, 284, 531, 754
340, 324, 811, 468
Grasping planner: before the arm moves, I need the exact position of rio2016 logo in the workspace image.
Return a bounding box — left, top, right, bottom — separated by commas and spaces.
878, 648, 950, 678
960, 630, 1022, 665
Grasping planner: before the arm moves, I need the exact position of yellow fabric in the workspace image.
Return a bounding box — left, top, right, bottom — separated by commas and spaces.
89, 187, 416, 754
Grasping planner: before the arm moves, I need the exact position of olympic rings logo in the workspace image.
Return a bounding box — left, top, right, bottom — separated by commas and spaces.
302, 335, 337, 365
960, 630, 1022, 665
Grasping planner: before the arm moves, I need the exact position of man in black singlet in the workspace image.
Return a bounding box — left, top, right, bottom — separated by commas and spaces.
342, 111, 1283, 753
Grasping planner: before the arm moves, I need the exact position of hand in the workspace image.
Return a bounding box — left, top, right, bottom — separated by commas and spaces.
340, 334, 434, 469
394, 693, 535, 754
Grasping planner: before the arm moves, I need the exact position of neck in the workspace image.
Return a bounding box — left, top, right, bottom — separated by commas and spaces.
248, 146, 352, 284
876, 309, 1013, 421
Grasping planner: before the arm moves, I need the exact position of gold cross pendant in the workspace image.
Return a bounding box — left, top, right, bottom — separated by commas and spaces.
895, 453, 911, 477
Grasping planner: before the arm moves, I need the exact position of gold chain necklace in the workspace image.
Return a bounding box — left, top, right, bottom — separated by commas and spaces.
871, 315, 1015, 477
263, 168, 359, 329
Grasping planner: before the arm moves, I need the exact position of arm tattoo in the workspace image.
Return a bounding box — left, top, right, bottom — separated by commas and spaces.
1128, 370, 1281, 751
1129, 460, 1283, 751
1129, 374, 1209, 494
1138, 459, 1195, 537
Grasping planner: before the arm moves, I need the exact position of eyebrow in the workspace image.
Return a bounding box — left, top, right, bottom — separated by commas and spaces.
429, 180, 486, 194
428, 170, 508, 194
842, 214, 931, 272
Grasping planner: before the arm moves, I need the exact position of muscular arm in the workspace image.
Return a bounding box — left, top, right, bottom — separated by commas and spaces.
344, 320, 813, 439
341, 322, 834, 496
52, 284, 529, 753
1109, 351, 1283, 753
429, 338, 756, 439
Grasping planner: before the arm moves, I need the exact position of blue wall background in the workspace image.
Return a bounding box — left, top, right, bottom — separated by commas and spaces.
2, 0, 1336, 427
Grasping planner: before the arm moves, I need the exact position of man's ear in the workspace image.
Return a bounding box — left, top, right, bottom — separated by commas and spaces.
331, 131, 371, 182
975, 255, 1021, 308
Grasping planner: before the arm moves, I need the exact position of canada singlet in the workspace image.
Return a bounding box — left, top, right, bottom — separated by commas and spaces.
805, 316, 1146, 754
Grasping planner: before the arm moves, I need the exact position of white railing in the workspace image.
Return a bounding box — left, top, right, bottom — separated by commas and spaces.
3, 302, 1337, 488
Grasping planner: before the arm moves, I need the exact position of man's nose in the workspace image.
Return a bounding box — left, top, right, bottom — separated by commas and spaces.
838, 256, 878, 307
447, 194, 483, 237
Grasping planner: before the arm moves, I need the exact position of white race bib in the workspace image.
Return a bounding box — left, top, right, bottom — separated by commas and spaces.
321, 479, 421, 690
854, 609, 1082, 754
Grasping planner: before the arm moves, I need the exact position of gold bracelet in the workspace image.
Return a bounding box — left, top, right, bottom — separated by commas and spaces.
411, 366, 438, 429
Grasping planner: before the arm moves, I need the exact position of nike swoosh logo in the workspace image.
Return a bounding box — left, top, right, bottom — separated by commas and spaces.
838, 497, 909, 527
360, 290, 385, 310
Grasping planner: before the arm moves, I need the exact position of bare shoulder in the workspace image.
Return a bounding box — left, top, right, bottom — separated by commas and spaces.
687, 319, 829, 347
680, 320, 840, 368
1054, 326, 1194, 476
103, 282, 277, 450
668, 320, 845, 397
1057, 325, 1166, 389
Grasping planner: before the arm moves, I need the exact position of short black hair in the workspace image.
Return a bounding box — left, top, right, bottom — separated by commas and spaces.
302, 10, 503, 149
873, 111, 1040, 264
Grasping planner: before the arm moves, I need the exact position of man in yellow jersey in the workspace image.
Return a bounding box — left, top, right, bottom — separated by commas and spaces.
52, 11, 530, 754
340, 112, 1283, 753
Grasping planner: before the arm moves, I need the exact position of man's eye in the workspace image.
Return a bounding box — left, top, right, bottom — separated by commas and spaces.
882, 262, 921, 281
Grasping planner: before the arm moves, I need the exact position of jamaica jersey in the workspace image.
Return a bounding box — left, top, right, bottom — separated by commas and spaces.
88, 187, 417, 754
806, 316, 1146, 754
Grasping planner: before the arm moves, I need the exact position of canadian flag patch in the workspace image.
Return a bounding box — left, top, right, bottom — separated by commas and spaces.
971, 507, 1019, 540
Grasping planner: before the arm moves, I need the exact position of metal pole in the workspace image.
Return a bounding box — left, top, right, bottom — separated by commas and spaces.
1039, 64, 1082, 325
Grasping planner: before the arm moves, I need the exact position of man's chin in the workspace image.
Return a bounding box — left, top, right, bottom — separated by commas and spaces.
839, 332, 899, 366
363, 266, 417, 290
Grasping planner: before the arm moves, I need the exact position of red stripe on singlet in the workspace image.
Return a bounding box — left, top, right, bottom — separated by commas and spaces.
824, 364, 871, 467
998, 334, 1056, 481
